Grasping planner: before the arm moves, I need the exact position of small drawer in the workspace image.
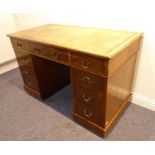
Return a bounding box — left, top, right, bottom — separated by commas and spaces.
18, 55, 32, 67
74, 86, 105, 109
71, 69, 107, 91
21, 66, 31, 75
22, 70, 39, 91
71, 53, 107, 76
29, 43, 49, 56
11, 39, 29, 52
20, 63, 35, 77
25, 78, 33, 87
74, 101, 104, 127
48, 47, 69, 64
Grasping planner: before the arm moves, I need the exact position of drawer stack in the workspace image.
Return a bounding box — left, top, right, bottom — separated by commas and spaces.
19, 55, 40, 91
71, 53, 108, 128
11, 39, 40, 92
10, 38, 70, 99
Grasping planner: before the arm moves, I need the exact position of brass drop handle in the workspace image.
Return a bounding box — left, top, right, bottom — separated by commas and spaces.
34, 47, 40, 52
83, 110, 92, 118
27, 80, 32, 86
82, 94, 92, 102
82, 76, 92, 84
24, 70, 29, 74
23, 67, 29, 74
81, 60, 92, 69
52, 51, 59, 59
17, 43, 22, 48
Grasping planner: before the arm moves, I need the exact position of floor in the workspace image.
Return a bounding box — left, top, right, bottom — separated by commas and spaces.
0, 68, 155, 141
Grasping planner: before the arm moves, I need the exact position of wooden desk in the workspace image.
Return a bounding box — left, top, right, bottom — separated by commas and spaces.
8, 24, 143, 137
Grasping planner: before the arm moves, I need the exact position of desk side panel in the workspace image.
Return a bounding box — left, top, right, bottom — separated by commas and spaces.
108, 37, 142, 76
105, 54, 137, 133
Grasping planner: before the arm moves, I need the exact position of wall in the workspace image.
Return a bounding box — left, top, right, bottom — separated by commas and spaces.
0, 14, 19, 74
0, 14, 18, 63
0, 0, 155, 109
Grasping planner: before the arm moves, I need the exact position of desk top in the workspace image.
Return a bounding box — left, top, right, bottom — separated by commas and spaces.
8, 24, 143, 58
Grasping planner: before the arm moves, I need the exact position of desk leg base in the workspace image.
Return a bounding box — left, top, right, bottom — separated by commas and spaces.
73, 112, 106, 137
24, 85, 43, 100
73, 94, 131, 138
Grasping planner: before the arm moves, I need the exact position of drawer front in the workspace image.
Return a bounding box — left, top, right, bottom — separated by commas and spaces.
11, 38, 29, 52
29, 42, 49, 56
71, 53, 107, 76
74, 101, 104, 127
48, 47, 69, 64
71, 69, 107, 91
74, 86, 105, 109
29, 43, 69, 64
21, 64, 39, 90
17, 54, 39, 91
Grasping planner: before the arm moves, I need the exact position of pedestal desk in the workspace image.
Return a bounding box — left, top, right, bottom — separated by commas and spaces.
8, 24, 143, 137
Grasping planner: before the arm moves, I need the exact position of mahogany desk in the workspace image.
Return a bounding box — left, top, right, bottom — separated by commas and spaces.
8, 24, 143, 137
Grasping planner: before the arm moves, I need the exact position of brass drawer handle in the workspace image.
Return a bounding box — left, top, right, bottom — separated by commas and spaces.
24, 70, 29, 74
82, 94, 92, 102
82, 76, 92, 84
81, 60, 92, 69
34, 47, 40, 52
23, 67, 29, 74
83, 110, 92, 118
17, 43, 22, 48
27, 80, 32, 86
52, 51, 59, 59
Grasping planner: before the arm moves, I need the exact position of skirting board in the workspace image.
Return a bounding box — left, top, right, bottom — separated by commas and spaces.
132, 93, 155, 111
0, 59, 18, 75
109, 85, 155, 112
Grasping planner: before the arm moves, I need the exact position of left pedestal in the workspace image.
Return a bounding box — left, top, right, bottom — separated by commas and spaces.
13, 49, 70, 100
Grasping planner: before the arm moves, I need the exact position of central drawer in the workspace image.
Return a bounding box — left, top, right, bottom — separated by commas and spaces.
48, 47, 69, 63
29, 43, 69, 64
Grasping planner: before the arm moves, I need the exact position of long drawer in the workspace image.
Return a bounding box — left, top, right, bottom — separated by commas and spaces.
29, 42, 69, 64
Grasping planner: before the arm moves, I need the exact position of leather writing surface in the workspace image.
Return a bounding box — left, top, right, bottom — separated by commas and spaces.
8, 24, 143, 58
